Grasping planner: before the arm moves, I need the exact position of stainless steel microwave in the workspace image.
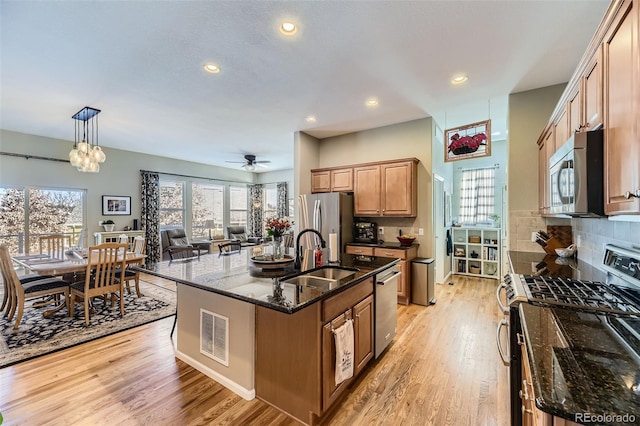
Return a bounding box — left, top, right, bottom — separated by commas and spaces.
549, 129, 604, 217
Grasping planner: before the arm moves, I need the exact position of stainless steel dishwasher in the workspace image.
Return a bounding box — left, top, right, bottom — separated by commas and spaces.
375, 264, 400, 358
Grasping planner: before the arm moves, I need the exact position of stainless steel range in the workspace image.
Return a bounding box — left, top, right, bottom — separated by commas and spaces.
497, 244, 640, 426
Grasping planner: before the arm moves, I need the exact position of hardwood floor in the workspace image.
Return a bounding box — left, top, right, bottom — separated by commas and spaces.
0, 274, 509, 425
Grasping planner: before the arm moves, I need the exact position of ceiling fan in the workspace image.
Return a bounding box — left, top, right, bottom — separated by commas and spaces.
226, 154, 271, 171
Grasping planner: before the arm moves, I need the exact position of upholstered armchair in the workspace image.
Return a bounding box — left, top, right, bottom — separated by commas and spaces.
161, 228, 201, 260
226, 226, 261, 247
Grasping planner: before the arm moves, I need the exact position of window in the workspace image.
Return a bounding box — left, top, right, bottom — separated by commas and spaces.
0, 186, 85, 254
229, 186, 248, 228
159, 180, 185, 228
192, 183, 224, 239
263, 185, 277, 219
458, 167, 495, 224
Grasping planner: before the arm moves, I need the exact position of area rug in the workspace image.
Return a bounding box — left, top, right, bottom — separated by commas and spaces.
0, 281, 176, 368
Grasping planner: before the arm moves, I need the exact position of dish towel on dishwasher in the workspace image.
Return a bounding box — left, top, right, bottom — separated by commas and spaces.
333, 319, 354, 385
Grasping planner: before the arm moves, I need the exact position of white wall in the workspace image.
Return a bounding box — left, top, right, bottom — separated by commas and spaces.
0, 129, 259, 242
305, 118, 435, 258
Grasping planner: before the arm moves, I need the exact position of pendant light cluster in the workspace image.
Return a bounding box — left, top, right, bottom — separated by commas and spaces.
69, 106, 106, 172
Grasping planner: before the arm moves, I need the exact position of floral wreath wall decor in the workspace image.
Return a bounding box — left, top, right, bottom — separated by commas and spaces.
444, 119, 491, 162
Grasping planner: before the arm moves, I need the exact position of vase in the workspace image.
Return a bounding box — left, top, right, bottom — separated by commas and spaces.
272, 236, 283, 260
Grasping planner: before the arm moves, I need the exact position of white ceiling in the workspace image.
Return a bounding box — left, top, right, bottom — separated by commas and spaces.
0, 1, 609, 173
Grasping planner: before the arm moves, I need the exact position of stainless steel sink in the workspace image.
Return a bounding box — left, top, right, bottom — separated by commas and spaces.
281, 275, 338, 291
305, 268, 356, 281
280, 267, 357, 291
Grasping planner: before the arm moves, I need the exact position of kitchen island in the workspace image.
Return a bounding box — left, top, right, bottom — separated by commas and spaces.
138, 250, 397, 423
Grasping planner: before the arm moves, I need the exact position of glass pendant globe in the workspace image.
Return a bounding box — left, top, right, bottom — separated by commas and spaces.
78, 141, 90, 154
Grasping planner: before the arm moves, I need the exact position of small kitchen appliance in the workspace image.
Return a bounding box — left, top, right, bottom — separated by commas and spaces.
353, 221, 378, 243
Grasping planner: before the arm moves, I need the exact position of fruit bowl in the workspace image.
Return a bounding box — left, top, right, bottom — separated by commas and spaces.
397, 236, 416, 247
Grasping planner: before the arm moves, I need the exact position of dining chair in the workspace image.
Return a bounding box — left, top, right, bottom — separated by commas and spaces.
69, 243, 127, 325
0, 245, 70, 330
123, 236, 145, 297
39, 233, 67, 259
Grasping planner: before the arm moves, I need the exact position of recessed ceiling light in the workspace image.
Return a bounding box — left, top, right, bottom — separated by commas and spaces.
451, 74, 468, 85
366, 98, 379, 107
280, 21, 297, 35
305, 115, 317, 123
204, 63, 221, 74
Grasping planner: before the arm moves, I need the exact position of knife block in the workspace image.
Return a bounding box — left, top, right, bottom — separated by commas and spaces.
543, 237, 564, 255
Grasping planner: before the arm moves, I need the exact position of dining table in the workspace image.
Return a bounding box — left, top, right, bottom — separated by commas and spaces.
11, 250, 147, 317
11, 250, 147, 276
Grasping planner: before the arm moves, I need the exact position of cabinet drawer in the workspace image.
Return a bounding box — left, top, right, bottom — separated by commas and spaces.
345, 245, 375, 256
322, 278, 373, 323
374, 247, 407, 259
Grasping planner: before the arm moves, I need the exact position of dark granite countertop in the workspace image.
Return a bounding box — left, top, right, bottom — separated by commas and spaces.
519, 303, 640, 424
508, 250, 607, 282
136, 251, 397, 314
347, 241, 418, 250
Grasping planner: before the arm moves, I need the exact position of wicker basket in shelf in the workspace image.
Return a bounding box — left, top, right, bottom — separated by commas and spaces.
468, 236, 481, 243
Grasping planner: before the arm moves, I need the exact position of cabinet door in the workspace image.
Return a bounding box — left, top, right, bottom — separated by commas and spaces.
331, 168, 353, 192
567, 84, 582, 135
311, 171, 331, 193
603, 0, 640, 214
380, 161, 416, 216
396, 260, 409, 299
583, 46, 603, 131
554, 108, 569, 151
322, 310, 352, 410
538, 128, 554, 215
353, 165, 381, 216
353, 295, 373, 377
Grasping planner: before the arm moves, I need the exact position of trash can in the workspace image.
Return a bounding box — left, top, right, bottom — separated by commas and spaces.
411, 258, 435, 306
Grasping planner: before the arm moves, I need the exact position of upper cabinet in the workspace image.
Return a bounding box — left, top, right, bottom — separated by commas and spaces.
603, 0, 640, 214
352, 159, 419, 217
538, 126, 554, 216
311, 167, 353, 193
583, 46, 603, 131
537, 0, 640, 216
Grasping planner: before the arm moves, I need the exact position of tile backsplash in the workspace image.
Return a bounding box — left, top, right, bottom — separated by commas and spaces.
572, 217, 640, 265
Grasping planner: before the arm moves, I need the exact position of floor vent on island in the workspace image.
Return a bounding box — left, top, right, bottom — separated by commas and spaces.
200, 309, 229, 366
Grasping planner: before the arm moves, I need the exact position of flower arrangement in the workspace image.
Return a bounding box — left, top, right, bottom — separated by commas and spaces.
265, 217, 292, 238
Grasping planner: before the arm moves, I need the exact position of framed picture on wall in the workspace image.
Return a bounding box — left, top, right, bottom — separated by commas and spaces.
444, 119, 491, 162
102, 195, 131, 216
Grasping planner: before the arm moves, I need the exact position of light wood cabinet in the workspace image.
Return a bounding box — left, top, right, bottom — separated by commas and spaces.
353, 164, 382, 215
256, 279, 374, 424
311, 167, 354, 193
583, 46, 603, 131
603, 0, 640, 214
553, 107, 569, 151
345, 245, 375, 256
373, 245, 417, 304
567, 84, 582, 136
331, 168, 353, 192
538, 127, 554, 215
354, 159, 418, 217
311, 170, 331, 193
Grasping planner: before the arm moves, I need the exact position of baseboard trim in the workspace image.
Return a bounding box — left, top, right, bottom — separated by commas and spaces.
175, 350, 255, 401
438, 270, 452, 285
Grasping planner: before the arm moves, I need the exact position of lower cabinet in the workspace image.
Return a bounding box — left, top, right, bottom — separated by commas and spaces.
373, 246, 417, 305
321, 295, 373, 410
255, 279, 374, 425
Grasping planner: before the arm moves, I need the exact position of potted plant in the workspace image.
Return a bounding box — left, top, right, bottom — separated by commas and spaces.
490, 214, 500, 228
102, 219, 115, 232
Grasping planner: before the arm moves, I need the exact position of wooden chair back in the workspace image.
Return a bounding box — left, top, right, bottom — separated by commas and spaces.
39, 234, 67, 259
83, 243, 127, 298
0, 245, 20, 318
132, 236, 146, 255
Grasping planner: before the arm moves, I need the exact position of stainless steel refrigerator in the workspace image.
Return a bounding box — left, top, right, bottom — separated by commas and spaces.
298, 192, 354, 264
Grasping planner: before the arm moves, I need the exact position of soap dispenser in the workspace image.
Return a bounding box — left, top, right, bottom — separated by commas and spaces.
314, 245, 323, 267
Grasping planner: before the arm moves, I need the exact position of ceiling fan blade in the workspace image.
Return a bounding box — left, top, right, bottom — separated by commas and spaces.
254, 160, 271, 164
225, 160, 246, 163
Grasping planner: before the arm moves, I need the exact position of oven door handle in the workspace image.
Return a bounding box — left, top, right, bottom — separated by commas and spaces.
496, 318, 510, 367
496, 283, 509, 314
